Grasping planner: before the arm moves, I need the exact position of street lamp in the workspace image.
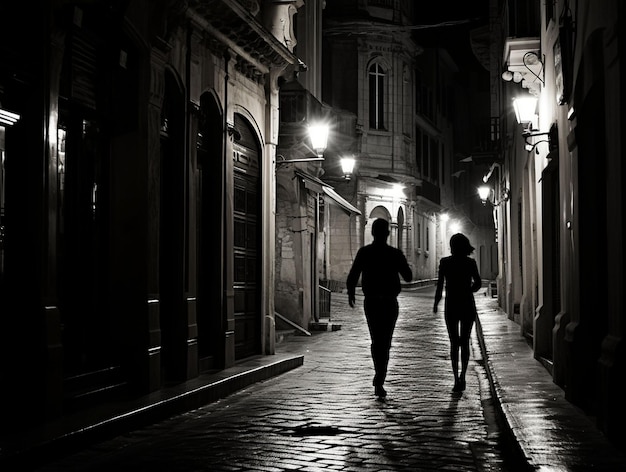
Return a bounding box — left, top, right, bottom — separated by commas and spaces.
276, 122, 329, 166
513, 96, 538, 133
478, 185, 491, 204
340, 157, 355, 180
308, 123, 329, 158
478, 185, 510, 206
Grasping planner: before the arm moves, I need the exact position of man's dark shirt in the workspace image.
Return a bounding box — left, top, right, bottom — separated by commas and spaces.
347, 241, 413, 298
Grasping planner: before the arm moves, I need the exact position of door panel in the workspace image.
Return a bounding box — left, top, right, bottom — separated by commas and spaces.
233, 173, 260, 358
232, 114, 261, 360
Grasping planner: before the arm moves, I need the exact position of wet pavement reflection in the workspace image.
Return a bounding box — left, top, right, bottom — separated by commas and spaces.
476, 297, 626, 471
28, 286, 626, 471
34, 287, 519, 471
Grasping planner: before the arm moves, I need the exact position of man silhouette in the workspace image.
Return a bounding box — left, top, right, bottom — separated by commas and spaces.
347, 218, 413, 397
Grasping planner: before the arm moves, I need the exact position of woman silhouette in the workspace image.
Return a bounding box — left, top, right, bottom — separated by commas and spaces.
433, 233, 482, 392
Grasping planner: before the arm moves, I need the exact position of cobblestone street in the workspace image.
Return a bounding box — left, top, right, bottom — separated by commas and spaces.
33, 287, 520, 472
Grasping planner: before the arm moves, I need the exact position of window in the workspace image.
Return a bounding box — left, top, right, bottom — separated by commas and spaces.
422, 137, 429, 176
441, 144, 445, 186
416, 133, 440, 183
369, 63, 385, 129
417, 221, 422, 249
415, 127, 422, 175
430, 137, 439, 184
402, 64, 412, 135
415, 70, 434, 121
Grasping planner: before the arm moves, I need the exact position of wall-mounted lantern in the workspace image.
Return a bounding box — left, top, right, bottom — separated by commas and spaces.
478, 186, 492, 205
478, 185, 510, 206
277, 122, 330, 167
308, 123, 329, 158
513, 96, 538, 133
340, 157, 355, 180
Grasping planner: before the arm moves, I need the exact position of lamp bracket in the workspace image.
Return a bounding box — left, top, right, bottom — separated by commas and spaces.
227, 123, 241, 140
523, 123, 558, 158
276, 154, 324, 167
523, 130, 550, 141
523, 51, 545, 85
482, 187, 511, 207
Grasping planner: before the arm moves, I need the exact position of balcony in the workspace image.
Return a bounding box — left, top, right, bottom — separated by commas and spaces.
500, 0, 542, 96
279, 81, 326, 153
471, 117, 502, 163
416, 180, 440, 205
502, 37, 542, 96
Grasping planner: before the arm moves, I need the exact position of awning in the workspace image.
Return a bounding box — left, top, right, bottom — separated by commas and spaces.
294, 170, 361, 216
321, 186, 361, 216
295, 169, 325, 193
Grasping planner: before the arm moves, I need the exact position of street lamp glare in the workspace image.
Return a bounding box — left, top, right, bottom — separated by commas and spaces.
478, 186, 491, 202
308, 123, 329, 157
513, 96, 538, 125
340, 157, 355, 179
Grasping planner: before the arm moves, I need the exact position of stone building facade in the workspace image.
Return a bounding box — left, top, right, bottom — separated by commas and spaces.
319, 0, 495, 287
0, 0, 303, 433
487, 0, 626, 444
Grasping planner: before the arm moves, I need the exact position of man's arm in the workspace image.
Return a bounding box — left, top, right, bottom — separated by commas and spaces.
346, 250, 363, 307
398, 252, 412, 282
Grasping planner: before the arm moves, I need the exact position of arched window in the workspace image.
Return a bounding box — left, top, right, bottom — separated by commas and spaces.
369, 63, 385, 129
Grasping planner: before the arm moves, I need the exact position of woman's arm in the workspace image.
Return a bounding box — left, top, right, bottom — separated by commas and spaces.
471, 259, 482, 292
433, 260, 445, 312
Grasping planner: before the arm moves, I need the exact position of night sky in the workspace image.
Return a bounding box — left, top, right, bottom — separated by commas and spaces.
412, 1, 490, 69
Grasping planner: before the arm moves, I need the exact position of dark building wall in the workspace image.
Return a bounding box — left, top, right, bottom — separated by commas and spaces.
322, 38, 359, 115
0, 0, 293, 440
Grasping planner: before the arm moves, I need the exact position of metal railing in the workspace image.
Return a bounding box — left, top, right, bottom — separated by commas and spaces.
319, 285, 331, 321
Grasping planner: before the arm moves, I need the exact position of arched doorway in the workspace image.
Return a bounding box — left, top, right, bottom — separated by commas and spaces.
54, 24, 144, 408
232, 113, 262, 359
159, 69, 187, 382
196, 92, 224, 370
366, 205, 391, 245
57, 108, 111, 378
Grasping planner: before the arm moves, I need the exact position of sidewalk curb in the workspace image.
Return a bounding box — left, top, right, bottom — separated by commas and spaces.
1, 354, 303, 470
474, 304, 534, 471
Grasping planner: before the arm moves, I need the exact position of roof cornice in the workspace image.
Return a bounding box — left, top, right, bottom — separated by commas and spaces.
187, 0, 303, 77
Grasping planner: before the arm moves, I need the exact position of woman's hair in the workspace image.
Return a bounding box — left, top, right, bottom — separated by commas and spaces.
450, 233, 475, 256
